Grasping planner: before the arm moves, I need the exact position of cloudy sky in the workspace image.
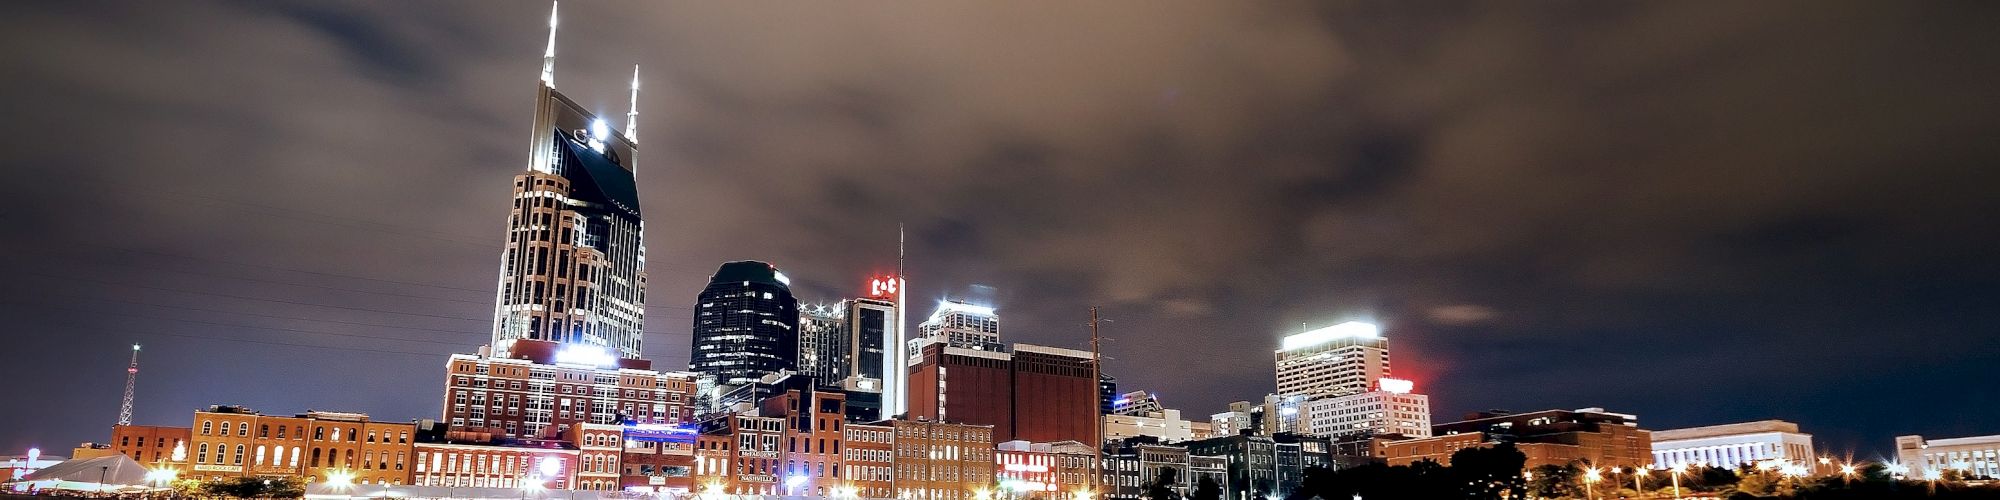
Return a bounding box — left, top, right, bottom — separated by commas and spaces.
2, 1, 1996, 458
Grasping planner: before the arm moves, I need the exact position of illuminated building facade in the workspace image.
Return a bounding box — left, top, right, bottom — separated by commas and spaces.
798, 303, 851, 384
1103, 409, 1202, 444
490, 4, 647, 361
694, 415, 787, 495
439, 339, 698, 438
1651, 420, 1814, 470
913, 300, 1003, 352
1099, 441, 1190, 500
843, 422, 896, 498
1898, 434, 2000, 479
410, 430, 579, 490
186, 406, 414, 485
1111, 390, 1165, 416
890, 419, 994, 500
1274, 322, 1389, 400
618, 422, 700, 493
760, 388, 850, 496
849, 292, 900, 413
1301, 379, 1431, 438
691, 261, 801, 386
996, 440, 1096, 498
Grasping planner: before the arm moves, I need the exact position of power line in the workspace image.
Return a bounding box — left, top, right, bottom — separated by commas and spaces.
36, 272, 490, 323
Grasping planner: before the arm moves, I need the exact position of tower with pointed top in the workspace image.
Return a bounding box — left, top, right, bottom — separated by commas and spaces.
118, 344, 139, 426
491, 1, 649, 360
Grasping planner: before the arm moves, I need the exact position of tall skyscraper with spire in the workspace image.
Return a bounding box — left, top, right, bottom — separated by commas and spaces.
491, 1, 649, 360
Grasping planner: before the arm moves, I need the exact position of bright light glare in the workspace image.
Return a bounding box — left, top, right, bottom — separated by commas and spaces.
1281, 322, 1380, 350
1377, 377, 1415, 394
539, 457, 561, 477
1584, 467, 1602, 482
1841, 464, 1858, 475
327, 470, 354, 487
591, 119, 609, 141
938, 300, 996, 317
786, 475, 808, 488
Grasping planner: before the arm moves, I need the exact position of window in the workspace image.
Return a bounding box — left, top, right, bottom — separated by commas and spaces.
220, 422, 232, 436
197, 443, 209, 463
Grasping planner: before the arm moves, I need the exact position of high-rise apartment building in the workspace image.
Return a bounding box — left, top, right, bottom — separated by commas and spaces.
691, 261, 801, 386
1274, 322, 1389, 400
490, 4, 647, 360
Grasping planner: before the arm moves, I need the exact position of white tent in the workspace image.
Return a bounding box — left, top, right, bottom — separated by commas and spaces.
6, 454, 154, 492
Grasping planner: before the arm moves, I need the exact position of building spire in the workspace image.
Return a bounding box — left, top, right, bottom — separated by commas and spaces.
540, 1, 559, 87
627, 64, 640, 143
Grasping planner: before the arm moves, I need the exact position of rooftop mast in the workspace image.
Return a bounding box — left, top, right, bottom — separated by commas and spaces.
626, 65, 640, 143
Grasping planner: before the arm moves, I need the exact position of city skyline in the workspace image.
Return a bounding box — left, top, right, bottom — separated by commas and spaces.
2, 0, 1998, 465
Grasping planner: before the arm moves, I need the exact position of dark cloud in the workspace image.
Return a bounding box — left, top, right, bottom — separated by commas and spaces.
1, 0, 1996, 459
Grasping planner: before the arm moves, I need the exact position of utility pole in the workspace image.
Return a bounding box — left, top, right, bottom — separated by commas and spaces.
1089, 306, 1102, 497
118, 344, 140, 426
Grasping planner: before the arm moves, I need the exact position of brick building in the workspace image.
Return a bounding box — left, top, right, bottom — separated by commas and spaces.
1382, 408, 1652, 470
762, 388, 850, 496
843, 422, 896, 498
908, 342, 1099, 445
410, 427, 578, 490
185, 406, 414, 485
892, 419, 995, 500
440, 339, 697, 439
109, 425, 189, 464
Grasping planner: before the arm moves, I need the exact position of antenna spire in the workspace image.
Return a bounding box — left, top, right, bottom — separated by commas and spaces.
540, 1, 559, 87
627, 65, 640, 143
118, 344, 140, 426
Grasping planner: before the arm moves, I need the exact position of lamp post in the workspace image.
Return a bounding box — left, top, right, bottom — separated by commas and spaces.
1669, 463, 1686, 500
1840, 463, 1858, 486
1632, 467, 1647, 498
1581, 466, 1601, 500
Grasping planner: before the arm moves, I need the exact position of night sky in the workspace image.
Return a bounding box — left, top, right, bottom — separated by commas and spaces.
2, 1, 1996, 460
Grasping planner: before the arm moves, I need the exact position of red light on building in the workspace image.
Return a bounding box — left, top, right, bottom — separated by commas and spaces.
868, 276, 901, 298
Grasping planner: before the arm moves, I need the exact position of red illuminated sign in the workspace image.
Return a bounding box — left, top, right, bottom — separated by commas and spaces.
869, 276, 902, 298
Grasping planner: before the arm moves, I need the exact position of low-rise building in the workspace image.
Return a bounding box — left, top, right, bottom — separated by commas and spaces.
1187, 455, 1228, 499
186, 406, 414, 485
410, 425, 578, 490
109, 425, 189, 464
619, 422, 699, 494
1185, 433, 1279, 500
1383, 408, 1650, 470
843, 422, 896, 499
1104, 409, 1202, 444
892, 419, 995, 500
996, 440, 1095, 498
1100, 440, 1190, 500
1897, 434, 2000, 479
1651, 420, 1814, 470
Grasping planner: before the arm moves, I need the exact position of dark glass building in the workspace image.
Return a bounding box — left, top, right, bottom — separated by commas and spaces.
690, 261, 800, 386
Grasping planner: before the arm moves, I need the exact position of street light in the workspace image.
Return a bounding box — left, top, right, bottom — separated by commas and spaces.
1582, 466, 1602, 500
1633, 467, 1648, 497
1670, 463, 1687, 500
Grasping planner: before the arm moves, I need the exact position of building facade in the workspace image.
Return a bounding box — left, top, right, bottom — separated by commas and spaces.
489, 53, 647, 361
891, 419, 995, 500
1111, 391, 1165, 416
1100, 441, 1190, 500
1185, 434, 1279, 500
843, 422, 896, 499
1896, 434, 2000, 479
1383, 408, 1651, 470
1104, 409, 1202, 444
691, 261, 801, 387
908, 342, 1100, 445
186, 407, 415, 485
1651, 420, 1814, 470
439, 339, 697, 438
109, 425, 189, 464
1273, 322, 1388, 400
798, 303, 851, 385
913, 301, 1004, 352
1301, 384, 1431, 439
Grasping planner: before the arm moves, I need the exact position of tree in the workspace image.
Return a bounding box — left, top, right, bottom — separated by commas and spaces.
1190, 477, 1224, 500
1449, 443, 1527, 499
1288, 466, 1331, 500
1526, 464, 1579, 499
1146, 467, 1183, 500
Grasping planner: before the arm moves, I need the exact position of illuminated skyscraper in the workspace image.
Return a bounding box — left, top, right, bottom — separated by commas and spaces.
1273, 322, 1389, 400
690, 261, 800, 386
491, 1, 648, 360
911, 300, 1003, 352
797, 303, 850, 383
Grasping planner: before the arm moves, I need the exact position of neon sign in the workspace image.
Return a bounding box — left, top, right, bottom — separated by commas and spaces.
869, 276, 902, 298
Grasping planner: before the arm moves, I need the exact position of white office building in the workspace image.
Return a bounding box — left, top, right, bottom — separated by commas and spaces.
1112, 390, 1166, 416
1302, 380, 1430, 438
1651, 420, 1815, 470
1274, 322, 1389, 400
1897, 434, 2000, 479
911, 300, 1003, 353
1104, 409, 1201, 444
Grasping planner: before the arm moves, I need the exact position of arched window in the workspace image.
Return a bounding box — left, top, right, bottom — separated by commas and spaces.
311, 448, 322, 467
255, 445, 266, 466
201, 421, 213, 435
233, 444, 244, 465
348, 428, 358, 442
290, 447, 300, 467
346, 449, 355, 467
197, 443, 209, 463
220, 422, 232, 436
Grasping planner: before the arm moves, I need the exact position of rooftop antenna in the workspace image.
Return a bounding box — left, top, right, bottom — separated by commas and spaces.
540, 1, 559, 87
626, 65, 641, 143
118, 344, 140, 426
